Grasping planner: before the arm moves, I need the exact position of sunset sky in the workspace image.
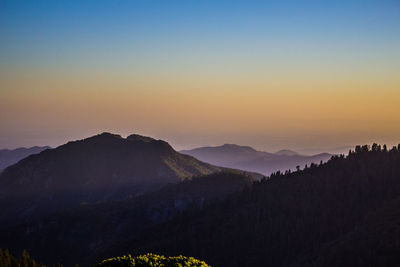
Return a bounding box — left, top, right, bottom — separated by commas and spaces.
1, 0, 399, 153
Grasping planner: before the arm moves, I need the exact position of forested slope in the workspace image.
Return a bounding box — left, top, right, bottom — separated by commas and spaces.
107, 144, 400, 267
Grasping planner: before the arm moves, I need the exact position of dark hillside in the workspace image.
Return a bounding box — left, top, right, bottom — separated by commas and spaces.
113, 144, 400, 267
0, 172, 253, 266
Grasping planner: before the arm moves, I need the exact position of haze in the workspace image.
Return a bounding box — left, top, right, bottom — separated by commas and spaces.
1, 0, 399, 153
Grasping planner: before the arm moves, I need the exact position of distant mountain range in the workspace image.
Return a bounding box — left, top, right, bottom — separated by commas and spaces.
181, 144, 333, 175
0, 146, 50, 170
0, 132, 227, 226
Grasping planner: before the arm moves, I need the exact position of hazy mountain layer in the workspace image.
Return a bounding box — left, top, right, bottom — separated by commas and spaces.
181, 144, 333, 175
0, 146, 50, 170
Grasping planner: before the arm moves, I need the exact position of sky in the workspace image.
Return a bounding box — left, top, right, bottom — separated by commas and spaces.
1, 0, 399, 154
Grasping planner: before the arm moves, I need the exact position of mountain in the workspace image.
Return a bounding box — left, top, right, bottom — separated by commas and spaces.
274, 149, 299, 156
102, 145, 400, 267
0, 172, 253, 266
0, 146, 50, 170
1, 144, 400, 266
181, 144, 333, 175
0, 132, 222, 226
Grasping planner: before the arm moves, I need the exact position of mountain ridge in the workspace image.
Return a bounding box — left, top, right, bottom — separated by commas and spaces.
180, 144, 333, 175
274, 149, 299, 156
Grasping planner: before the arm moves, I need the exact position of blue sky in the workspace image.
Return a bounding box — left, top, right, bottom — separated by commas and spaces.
1, 0, 400, 151
1, 0, 399, 70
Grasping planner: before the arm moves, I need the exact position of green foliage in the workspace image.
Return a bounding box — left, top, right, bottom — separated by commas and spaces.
94, 253, 210, 267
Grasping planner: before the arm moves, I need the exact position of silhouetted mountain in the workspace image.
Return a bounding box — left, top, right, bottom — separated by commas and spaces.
0, 172, 253, 266
101, 144, 400, 267
0, 132, 222, 226
0, 146, 50, 170
181, 144, 333, 175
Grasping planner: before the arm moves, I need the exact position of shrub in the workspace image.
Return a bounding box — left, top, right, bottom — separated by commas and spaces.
94, 253, 210, 267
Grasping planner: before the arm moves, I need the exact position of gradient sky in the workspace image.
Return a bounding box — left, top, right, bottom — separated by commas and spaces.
1, 0, 399, 153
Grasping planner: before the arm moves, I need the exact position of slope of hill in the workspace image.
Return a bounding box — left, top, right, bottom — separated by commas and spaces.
0, 172, 253, 266
107, 145, 400, 267
0, 146, 50, 170
0, 132, 221, 226
181, 144, 332, 175
291, 195, 400, 267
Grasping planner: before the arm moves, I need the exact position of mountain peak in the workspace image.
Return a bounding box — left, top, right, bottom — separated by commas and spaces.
220, 144, 257, 152
126, 134, 156, 143
88, 132, 157, 144
89, 132, 123, 140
